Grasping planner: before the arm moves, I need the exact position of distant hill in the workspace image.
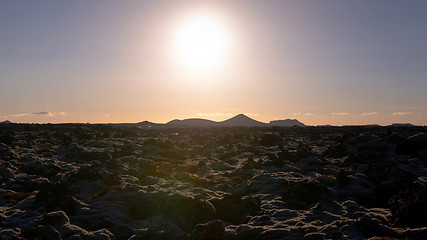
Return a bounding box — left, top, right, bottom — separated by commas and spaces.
136, 121, 165, 129
269, 119, 305, 127
166, 118, 218, 128
0, 120, 12, 124
117, 114, 307, 128
365, 124, 381, 127
389, 123, 416, 127
218, 114, 266, 127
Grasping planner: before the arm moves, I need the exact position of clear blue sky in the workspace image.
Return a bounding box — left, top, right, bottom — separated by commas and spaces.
1, 0, 427, 125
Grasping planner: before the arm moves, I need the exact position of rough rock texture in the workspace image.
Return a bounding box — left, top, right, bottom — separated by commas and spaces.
0, 124, 426, 239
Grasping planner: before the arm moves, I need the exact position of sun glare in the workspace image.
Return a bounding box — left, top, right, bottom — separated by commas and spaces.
173, 12, 232, 74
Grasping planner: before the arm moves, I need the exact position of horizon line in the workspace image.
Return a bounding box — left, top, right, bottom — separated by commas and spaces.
1, 112, 423, 127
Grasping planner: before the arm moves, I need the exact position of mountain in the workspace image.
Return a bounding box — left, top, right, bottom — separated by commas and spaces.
364, 124, 381, 127
131, 114, 306, 128
166, 118, 218, 128
0, 120, 12, 124
218, 114, 267, 127
269, 119, 305, 127
389, 123, 416, 127
136, 121, 165, 129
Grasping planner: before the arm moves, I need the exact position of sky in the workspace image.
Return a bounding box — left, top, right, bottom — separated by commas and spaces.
1, 0, 427, 126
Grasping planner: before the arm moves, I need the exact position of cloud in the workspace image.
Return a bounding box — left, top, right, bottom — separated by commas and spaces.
360, 112, 378, 116
32, 111, 54, 116
331, 112, 349, 116
9, 111, 66, 118
392, 112, 413, 116
104, 114, 110, 117
198, 113, 217, 117
10, 113, 30, 117
384, 106, 427, 110
244, 113, 259, 116
293, 112, 314, 116
197, 113, 233, 117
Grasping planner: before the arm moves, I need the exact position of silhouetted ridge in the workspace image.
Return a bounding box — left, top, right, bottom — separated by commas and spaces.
390, 123, 416, 127
269, 119, 305, 127
136, 121, 164, 128
133, 114, 306, 128
0, 120, 13, 124
166, 118, 217, 127
218, 114, 266, 127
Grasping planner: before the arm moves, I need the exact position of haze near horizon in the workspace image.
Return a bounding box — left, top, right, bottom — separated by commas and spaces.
1, 1, 427, 126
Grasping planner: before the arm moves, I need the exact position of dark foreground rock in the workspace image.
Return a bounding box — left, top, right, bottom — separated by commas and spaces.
0, 124, 426, 239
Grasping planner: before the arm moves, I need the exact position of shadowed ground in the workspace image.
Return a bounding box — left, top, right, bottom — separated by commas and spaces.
0, 124, 426, 239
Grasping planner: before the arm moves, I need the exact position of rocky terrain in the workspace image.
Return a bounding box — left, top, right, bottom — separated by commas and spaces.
0, 124, 426, 239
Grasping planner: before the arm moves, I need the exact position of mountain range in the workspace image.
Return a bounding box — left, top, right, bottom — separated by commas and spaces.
136, 114, 306, 129
0, 117, 419, 127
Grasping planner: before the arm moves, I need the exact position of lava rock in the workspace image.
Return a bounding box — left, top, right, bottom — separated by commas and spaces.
390, 185, 427, 228
42, 211, 70, 226
188, 219, 225, 240
281, 180, 332, 210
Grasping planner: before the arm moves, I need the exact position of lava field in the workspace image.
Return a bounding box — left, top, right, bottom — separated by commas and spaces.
0, 124, 426, 239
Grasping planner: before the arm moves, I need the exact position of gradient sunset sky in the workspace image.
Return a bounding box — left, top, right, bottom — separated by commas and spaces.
1, 1, 427, 125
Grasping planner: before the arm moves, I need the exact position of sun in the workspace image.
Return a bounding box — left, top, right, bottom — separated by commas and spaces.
172, 12, 232, 73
